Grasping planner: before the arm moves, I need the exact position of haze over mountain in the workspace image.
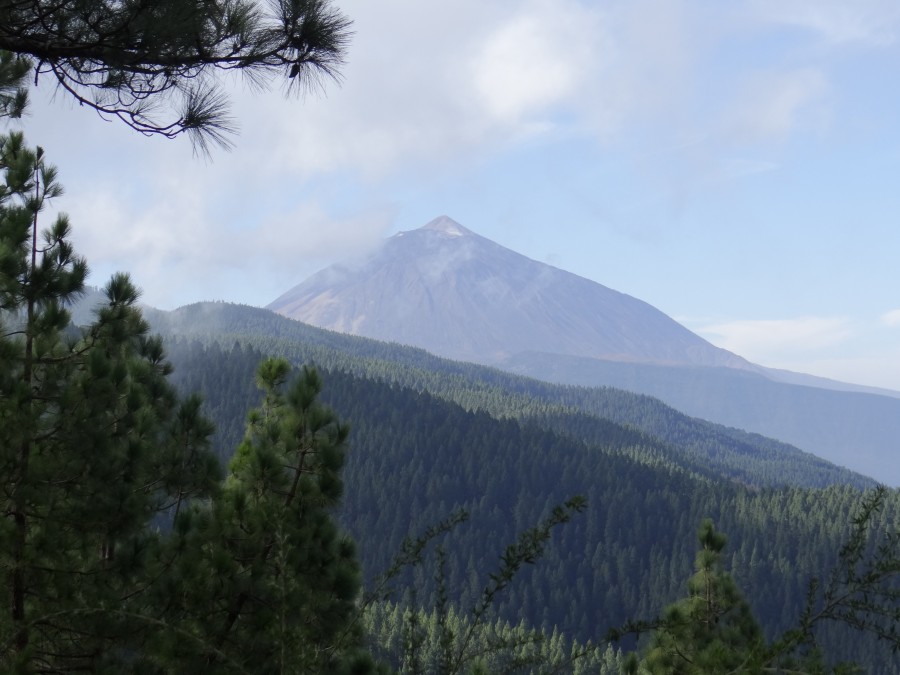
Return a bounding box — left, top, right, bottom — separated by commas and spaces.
268, 217, 900, 483
270, 216, 755, 370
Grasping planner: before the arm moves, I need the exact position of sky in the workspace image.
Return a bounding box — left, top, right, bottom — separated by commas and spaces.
15, 0, 900, 392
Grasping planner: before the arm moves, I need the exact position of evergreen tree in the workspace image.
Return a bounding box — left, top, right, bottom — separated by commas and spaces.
621, 519, 766, 674
0, 131, 221, 670
0, 0, 352, 149
0, 132, 381, 671
619, 491, 900, 674
0, 50, 28, 119
157, 358, 381, 673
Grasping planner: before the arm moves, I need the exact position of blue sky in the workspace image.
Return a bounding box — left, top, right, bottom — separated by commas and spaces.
17, 0, 900, 391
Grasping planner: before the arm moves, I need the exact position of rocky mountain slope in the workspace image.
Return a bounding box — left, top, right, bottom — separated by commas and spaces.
269, 216, 755, 370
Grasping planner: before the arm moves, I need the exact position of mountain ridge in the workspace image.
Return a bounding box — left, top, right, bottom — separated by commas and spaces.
141, 299, 873, 489
269, 216, 756, 371
264, 216, 900, 482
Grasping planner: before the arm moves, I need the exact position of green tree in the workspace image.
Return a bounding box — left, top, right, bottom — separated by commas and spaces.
0, 50, 29, 119
0, 3, 378, 666
362, 497, 589, 674
0, 0, 352, 150
0, 128, 379, 671
619, 488, 900, 674
620, 519, 766, 674
0, 130, 221, 670
156, 358, 381, 673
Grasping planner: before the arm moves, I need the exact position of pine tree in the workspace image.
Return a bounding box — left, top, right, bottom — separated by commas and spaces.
0, 0, 352, 150
618, 492, 900, 674
156, 358, 381, 673
0, 131, 221, 671
0, 50, 28, 119
0, 131, 381, 671
621, 519, 766, 674
0, 47, 380, 664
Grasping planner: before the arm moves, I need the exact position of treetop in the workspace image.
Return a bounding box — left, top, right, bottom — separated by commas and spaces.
0, 0, 353, 152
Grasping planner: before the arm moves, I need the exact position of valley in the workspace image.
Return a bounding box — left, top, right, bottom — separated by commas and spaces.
148, 301, 899, 671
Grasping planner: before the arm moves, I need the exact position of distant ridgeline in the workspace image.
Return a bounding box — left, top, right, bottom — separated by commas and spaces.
265, 217, 900, 486
135, 301, 900, 671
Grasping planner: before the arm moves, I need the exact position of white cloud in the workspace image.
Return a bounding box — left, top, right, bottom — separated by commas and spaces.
696, 316, 854, 358
58, 174, 392, 309
471, 1, 602, 126
23, 0, 889, 192
236, 0, 613, 179
198, 0, 727, 185
881, 309, 900, 326
772, 355, 900, 393
25, 0, 832, 202
751, 0, 900, 46
574, 0, 699, 140
691, 316, 900, 390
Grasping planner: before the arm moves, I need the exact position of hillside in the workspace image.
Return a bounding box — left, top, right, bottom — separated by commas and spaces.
265, 217, 900, 484
500, 352, 900, 483
159, 334, 900, 672
148, 301, 871, 490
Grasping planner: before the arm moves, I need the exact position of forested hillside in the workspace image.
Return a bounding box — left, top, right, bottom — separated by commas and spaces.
150, 303, 870, 490
501, 350, 900, 484
156, 323, 900, 671
262, 215, 900, 485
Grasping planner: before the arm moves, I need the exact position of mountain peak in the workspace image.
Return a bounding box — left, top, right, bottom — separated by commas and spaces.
268, 218, 755, 372
420, 216, 472, 237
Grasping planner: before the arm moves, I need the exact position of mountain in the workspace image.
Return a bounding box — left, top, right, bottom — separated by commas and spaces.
268, 217, 900, 484
269, 216, 754, 370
